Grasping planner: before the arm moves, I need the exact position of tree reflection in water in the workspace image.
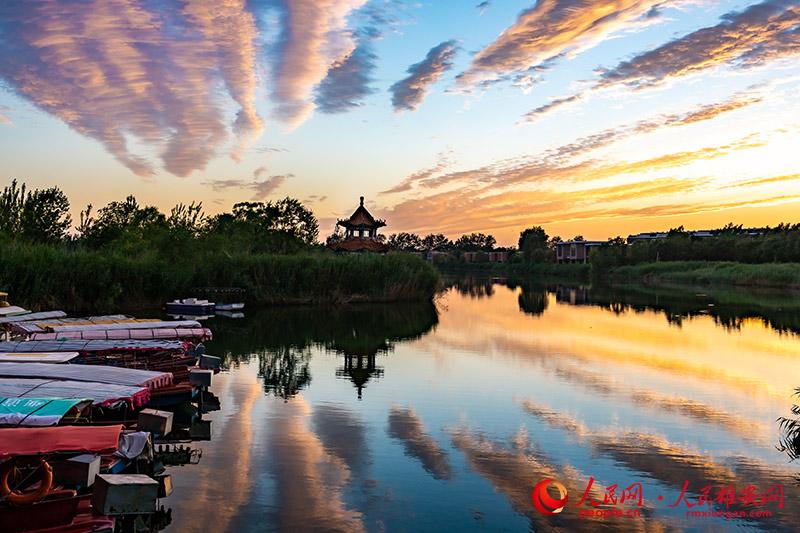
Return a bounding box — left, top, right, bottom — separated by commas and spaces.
501, 277, 800, 336
206, 302, 438, 399
257, 346, 312, 401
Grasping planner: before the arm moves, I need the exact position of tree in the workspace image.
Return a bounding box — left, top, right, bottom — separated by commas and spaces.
230, 198, 319, 245
421, 233, 452, 251
518, 226, 549, 263
387, 232, 422, 252
77, 195, 166, 247
454, 233, 496, 252
168, 202, 206, 236
0, 180, 71, 243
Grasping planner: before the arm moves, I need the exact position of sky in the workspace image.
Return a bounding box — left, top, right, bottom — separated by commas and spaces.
0, 0, 798, 245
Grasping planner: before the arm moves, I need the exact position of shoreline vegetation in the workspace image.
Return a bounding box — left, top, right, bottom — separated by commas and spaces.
0, 181, 439, 311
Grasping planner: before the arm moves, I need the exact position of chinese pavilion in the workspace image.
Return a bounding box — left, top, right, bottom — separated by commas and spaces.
329, 196, 389, 252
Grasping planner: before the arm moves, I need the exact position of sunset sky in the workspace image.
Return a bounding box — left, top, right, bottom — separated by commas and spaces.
1, 0, 798, 245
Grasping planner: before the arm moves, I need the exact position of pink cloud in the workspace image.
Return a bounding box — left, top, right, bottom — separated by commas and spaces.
269, 0, 367, 127
0, 0, 263, 177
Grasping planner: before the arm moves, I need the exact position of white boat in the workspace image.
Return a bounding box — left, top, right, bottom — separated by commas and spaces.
214, 303, 245, 311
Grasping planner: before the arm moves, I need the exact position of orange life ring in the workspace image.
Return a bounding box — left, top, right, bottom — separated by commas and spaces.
0, 458, 53, 505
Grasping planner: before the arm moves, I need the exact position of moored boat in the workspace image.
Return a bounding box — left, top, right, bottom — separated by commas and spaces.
165, 298, 215, 315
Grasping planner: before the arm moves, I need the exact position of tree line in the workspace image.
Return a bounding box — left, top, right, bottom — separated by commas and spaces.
515, 223, 800, 268
0, 180, 319, 255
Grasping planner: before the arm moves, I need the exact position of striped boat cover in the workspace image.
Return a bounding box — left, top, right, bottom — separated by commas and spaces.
29, 327, 212, 342
0, 339, 187, 353
0, 362, 173, 389
0, 306, 28, 317
0, 397, 90, 426
0, 311, 67, 325
12, 316, 154, 334
47, 320, 202, 332
0, 378, 149, 408
0, 352, 80, 363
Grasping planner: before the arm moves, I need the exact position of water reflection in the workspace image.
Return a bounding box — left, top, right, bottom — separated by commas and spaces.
164, 278, 800, 532
510, 280, 800, 336
209, 302, 438, 399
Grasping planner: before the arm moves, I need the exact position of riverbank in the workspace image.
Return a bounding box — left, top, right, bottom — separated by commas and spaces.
0, 243, 441, 312
436, 261, 590, 280
606, 261, 800, 289
438, 259, 800, 289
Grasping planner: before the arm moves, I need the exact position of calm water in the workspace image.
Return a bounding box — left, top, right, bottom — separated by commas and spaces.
166, 279, 800, 532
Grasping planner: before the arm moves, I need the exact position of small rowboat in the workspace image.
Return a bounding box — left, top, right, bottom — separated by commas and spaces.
166, 298, 215, 315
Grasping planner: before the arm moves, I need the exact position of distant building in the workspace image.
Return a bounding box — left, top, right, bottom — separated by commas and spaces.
627, 229, 719, 243
329, 196, 389, 253
555, 240, 604, 264
488, 251, 509, 263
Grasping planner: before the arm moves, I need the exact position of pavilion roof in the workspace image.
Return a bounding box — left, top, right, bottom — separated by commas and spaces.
336, 197, 386, 229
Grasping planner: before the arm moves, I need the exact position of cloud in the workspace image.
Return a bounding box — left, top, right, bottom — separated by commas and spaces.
456, 0, 681, 88
524, 93, 587, 122
390, 40, 458, 112
0, 0, 264, 177
476, 1, 491, 15
205, 174, 291, 200
381, 150, 452, 194
267, 398, 366, 533
597, 0, 800, 90
181, 0, 264, 160
526, 90, 764, 156
378, 131, 776, 238
269, 0, 368, 127
387, 406, 451, 480
253, 166, 268, 179
522, 0, 800, 122
0, 105, 10, 125
315, 32, 378, 113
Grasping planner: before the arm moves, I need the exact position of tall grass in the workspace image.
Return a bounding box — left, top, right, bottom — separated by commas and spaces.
0, 242, 441, 311
608, 261, 800, 289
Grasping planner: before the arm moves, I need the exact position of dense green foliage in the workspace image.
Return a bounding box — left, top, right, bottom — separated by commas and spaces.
0, 241, 440, 311
0, 181, 439, 309
0, 180, 72, 243
590, 225, 800, 272
605, 261, 800, 289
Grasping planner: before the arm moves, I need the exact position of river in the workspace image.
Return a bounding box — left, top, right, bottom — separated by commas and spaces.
165, 278, 800, 532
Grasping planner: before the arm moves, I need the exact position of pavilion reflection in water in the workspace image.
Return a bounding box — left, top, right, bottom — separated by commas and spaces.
208, 302, 438, 400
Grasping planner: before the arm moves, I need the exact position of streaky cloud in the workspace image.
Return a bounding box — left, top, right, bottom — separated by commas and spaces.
456, 0, 683, 88
597, 0, 800, 90
315, 31, 378, 113
380, 150, 452, 194
387, 406, 452, 480
0, 0, 263, 177
205, 173, 291, 200
390, 40, 458, 112
269, 0, 367, 128
182, 0, 264, 160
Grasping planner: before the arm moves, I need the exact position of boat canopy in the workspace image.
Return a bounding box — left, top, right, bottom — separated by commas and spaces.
0, 378, 150, 408
29, 327, 211, 342
47, 320, 201, 332
0, 352, 80, 363
0, 311, 67, 325
0, 362, 173, 389
0, 306, 29, 317
0, 339, 187, 353
0, 424, 123, 458
0, 397, 91, 427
